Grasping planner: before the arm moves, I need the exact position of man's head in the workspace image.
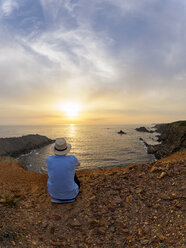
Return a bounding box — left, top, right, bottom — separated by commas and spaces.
53, 138, 71, 155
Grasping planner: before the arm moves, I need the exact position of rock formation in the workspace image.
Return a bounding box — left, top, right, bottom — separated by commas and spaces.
135, 127, 154, 133
146, 121, 186, 159
0, 134, 54, 157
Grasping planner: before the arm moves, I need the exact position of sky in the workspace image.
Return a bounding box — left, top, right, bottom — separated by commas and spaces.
0, 0, 186, 125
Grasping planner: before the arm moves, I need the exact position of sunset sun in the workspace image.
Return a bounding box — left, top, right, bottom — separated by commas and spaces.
60, 102, 82, 119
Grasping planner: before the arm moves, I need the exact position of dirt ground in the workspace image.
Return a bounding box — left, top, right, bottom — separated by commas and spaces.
0, 152, 186, 248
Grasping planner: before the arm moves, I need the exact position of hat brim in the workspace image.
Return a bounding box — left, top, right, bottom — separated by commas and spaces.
52, 143, 71, 155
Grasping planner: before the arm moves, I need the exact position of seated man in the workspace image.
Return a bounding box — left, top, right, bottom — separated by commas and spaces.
46, 138, 80, 203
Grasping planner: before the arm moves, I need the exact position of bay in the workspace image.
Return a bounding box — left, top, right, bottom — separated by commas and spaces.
0, 124, 159, 173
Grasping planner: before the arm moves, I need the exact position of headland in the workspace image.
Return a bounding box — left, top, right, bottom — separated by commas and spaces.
0, 134, 54, 157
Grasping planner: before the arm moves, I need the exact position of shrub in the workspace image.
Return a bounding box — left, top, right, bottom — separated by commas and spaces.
0, 195, 18, 207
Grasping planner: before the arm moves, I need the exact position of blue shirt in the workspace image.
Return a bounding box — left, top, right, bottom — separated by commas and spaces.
46, 155, 79, 200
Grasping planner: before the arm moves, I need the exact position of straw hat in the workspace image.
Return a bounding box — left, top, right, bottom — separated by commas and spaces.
53, 138, 71, 155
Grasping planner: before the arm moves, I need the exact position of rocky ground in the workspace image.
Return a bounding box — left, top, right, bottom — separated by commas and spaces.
0, 152, 186, 248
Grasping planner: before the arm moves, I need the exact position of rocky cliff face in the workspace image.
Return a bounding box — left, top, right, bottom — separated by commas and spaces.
147, 121, 186, 159
0, 134, 54, 157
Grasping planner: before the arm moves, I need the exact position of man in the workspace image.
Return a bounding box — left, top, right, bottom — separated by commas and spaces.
46, 138, 80, 203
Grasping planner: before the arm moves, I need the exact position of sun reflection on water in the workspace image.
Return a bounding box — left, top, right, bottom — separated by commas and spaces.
69, 124, 75, 138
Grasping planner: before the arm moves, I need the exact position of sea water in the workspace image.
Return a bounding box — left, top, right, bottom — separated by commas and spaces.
0, 124, 159, 173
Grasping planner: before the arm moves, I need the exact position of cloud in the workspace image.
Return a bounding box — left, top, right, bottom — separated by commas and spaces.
0, 0, 120, 100
0, 0, 186, 123
0, 0, 19, 16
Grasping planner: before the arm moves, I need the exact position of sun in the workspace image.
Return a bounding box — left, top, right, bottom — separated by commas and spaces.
60, 102, 81, 119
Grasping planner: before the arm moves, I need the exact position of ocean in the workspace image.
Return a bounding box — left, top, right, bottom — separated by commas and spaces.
0, 124, 159, 173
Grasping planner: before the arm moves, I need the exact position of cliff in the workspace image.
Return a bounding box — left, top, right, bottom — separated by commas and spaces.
0, 134, 54, 157
0, 152, 185, 247
147, 121, 186, 159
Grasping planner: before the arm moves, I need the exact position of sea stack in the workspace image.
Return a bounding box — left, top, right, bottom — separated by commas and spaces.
117, 130, 126, 135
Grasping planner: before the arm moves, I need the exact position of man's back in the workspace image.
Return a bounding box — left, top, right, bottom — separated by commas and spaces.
46, 155, 79, 200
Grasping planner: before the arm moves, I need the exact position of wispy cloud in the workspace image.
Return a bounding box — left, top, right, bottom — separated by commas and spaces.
0, 0, 186, 123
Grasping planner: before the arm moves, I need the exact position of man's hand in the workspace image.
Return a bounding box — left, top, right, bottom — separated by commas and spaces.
77, 162, 80, 166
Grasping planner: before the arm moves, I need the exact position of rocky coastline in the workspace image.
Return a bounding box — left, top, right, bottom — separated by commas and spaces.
144, 121, 186, 159
0, 134, 54, 158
